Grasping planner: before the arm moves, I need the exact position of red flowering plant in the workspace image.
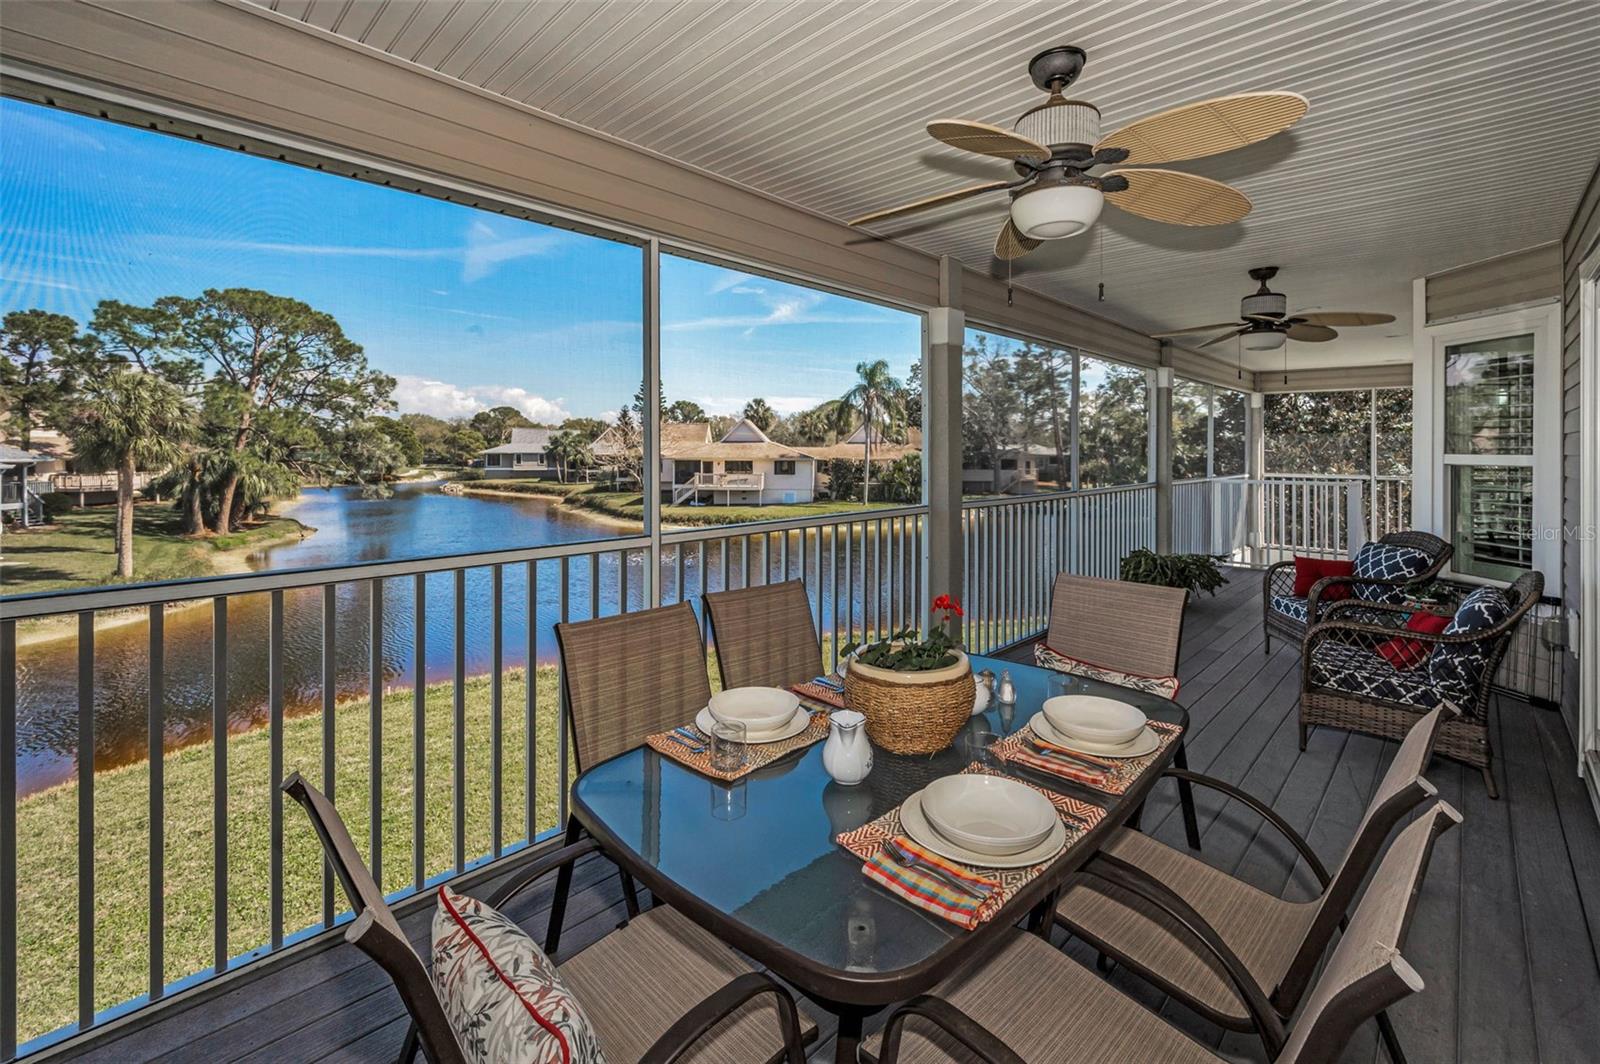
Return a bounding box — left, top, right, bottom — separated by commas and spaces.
842, 594, 964, 672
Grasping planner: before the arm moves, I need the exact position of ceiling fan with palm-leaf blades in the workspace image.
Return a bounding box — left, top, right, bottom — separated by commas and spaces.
847, 46, 1308, 260
1153, 266, 1396, 352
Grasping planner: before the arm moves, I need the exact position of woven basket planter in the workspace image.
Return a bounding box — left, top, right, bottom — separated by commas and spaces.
844, 650, 975, 755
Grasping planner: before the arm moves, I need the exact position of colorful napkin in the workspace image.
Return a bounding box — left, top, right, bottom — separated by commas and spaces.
989, 720, 1183, 796
862, 837, 1002, 927
837, 763, 1105, 930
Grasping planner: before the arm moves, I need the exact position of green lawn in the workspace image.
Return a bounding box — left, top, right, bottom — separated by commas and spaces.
459, 480, 909, 526
0, 505, 307, 597
14, 666, 566, 1044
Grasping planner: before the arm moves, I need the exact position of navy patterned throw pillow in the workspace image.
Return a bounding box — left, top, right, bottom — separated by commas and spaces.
1350, 542, 1431, 603
1426, 586, 1513, 709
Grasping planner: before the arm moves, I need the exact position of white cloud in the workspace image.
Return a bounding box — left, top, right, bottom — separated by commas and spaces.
707, 268, 756, 294
690, 394, 828, 417
392, 374, 571, 423
461, 219, 563, 282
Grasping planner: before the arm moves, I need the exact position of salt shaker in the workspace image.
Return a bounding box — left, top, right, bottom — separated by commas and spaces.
996, 669, 1017, 706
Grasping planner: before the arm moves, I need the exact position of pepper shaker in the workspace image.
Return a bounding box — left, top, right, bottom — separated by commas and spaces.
996, 669, 1017, 706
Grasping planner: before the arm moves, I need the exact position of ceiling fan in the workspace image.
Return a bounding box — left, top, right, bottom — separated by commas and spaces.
1154, 266, 1397, 352
847, 46, 1308, 260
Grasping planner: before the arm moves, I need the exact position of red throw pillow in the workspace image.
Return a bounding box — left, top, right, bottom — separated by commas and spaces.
1292, 556, 1355, 601
1377, 611, 1450, 670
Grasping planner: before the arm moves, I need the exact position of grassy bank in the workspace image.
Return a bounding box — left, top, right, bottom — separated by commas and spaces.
458, 479, 908, 526
0, 504, 308, 598
15, 666, 565, 1044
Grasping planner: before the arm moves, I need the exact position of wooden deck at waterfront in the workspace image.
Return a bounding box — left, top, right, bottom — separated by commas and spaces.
51, 570, 1600, 1063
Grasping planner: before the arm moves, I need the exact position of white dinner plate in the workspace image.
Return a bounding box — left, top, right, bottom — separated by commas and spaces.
707, 687, 801, 733
1029, 712, 1160, 759
1040, 695, 1148, 746
900, 789, 1067, 869
695, 706, 810, 745
919, 774, 1057, 855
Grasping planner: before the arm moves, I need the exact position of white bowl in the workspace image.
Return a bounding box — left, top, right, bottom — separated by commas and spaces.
707, 687, 800, 734
919, 774, 1057, 856
1041, 695, 1147, 746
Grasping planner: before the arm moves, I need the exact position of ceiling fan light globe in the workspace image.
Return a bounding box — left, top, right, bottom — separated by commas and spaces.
1242, 329, 1286, 352
1010, 185, 1103, 240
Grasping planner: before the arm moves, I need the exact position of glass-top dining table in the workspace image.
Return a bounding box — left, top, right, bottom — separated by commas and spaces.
571, 654, 1189, 1062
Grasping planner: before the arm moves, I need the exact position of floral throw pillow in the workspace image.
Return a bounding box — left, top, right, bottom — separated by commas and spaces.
1034, 642, 1180, 699
433, 886, 608, 1064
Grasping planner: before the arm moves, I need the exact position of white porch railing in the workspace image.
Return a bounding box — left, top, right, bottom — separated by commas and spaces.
671, 471, 765, 504
1172, 475, 1414, 565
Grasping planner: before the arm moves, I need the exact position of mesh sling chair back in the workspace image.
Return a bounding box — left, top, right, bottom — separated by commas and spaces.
547, 600, 715, 953
1037, 573, 1201, 850
1043, 573, 1188, 680
1301, 569, 1542, 798
1051, 704, 1447, 1061
1263, 530, 1451, 655
284, 773, 812, 1064
704, 580, 825, 690
870, 802, 1461, 1064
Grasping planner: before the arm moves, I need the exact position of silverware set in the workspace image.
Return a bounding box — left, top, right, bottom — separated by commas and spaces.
879, 839, 996, 901
665, 725, 709, 753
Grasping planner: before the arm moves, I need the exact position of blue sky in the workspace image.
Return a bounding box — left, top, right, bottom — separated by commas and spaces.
1, 98, 922, 424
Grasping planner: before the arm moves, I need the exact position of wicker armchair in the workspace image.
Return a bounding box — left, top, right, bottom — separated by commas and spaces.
1264, 531, 1451, 655
1300, 570, 1543, 798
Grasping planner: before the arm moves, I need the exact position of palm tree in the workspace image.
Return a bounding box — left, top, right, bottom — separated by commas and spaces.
742, 397, 777, 433
547, 431, 593, 483
70, 367, 191, 579
832, 359, 907, 504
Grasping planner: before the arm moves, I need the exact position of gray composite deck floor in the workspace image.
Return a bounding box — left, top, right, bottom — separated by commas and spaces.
54, 570, 1600, 1063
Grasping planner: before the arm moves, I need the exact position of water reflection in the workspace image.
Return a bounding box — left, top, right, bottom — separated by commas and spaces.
12, 482, 912, 795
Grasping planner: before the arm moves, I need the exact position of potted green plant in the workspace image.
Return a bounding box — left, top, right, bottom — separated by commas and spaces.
841, 595, 976, 754
1119, 548, 1229, 598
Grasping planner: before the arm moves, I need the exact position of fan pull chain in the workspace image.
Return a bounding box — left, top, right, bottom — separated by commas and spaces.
1097, 226, 1106, 302
1007, 256, 1014, 306
1237, 336, 1243, 381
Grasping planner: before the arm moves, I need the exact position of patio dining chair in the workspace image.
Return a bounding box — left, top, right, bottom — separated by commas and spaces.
284, 773, 814, 1064
1263, 531, 1451, 655
868, 801, 1461, 1064
1033, 573, 1201, 850
548, 600, 715, 951
704, 579, 826, 690
1051, 704, 1449, 1064
1301, 570, 1543, 798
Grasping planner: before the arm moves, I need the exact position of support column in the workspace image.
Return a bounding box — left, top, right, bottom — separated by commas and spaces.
1153, 365, 1174, 554
925, 257, 965, 635
1246, 391, 1266, 566
642, 238, 661, 609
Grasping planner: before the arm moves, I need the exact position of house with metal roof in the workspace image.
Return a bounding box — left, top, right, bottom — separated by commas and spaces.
480, 426, 558, 479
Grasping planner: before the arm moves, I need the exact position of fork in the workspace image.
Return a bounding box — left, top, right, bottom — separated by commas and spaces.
880, 840, 995, 901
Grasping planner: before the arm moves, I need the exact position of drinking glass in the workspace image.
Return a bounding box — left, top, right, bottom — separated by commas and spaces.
1049, 672, 1084, 700
710, 718, 748, 774
964, 728, 1001, 772
709, 780, 747, 822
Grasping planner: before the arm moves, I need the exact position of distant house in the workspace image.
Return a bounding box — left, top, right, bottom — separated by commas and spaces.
962, 444, 1062, 495
481, 427, 558, 479
805, 423, 921, 463
0, 444, 44, 526
661, 418, 817, 506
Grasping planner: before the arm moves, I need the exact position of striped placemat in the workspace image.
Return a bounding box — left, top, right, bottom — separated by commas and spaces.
989, 719, 1183, 796
645, 710, 830, 781
836, 763, 1105, 929
791, 680, 845, 709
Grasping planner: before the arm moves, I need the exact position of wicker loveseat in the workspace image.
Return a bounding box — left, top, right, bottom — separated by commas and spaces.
1264, 531, 1452, 654
1299, 570, 1542, 797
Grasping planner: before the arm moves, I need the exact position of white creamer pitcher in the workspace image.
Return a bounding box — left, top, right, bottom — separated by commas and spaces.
821, 709, 873, 785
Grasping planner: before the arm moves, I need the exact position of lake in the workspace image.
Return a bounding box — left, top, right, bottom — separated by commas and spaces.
10, 483, 897, 795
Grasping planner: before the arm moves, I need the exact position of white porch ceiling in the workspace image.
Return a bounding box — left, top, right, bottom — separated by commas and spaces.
246, 0, 1600, 372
